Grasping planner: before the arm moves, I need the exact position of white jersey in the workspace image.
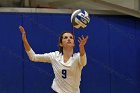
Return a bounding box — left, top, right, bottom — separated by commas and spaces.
26, 49, 87, 93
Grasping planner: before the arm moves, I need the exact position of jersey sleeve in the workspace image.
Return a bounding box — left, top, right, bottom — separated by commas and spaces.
80, 53, 87, 66
75, 53, 87, 67
26, 48, 57, 63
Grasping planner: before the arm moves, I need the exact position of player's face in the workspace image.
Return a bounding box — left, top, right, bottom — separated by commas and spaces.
61, 33, 75, 48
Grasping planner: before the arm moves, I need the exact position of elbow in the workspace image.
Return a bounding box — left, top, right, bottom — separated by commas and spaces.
29, 57, 34, 62
84, 61, 87, 66
26, 49, 36, 62
28, 55, 36, 62
29, 58, 34, 62
82, 61, 87, 67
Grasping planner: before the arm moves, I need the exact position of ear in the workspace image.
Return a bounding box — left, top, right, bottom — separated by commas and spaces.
59, 43, 63, 47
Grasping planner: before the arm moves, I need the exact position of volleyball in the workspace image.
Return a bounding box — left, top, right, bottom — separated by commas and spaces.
71, 9, 90, 29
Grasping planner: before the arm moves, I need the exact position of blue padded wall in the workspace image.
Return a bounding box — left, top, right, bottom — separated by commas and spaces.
0, 13, 23, 93
108, 16, 138, 93
0, 12, 139, 93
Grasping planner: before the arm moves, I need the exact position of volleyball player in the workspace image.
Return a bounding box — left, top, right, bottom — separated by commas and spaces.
19, 25, 88, 93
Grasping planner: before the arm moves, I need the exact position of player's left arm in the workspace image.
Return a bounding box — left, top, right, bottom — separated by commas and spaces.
78, 35, 88, 66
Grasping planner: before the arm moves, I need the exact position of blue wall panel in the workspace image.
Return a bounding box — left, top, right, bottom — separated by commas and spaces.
108, 16, 138, 93
0, 13, 23, 93
80, 15, 110, 93
0, 12, 140, 93
135, 18, 140, 93
22, 14, 54, 93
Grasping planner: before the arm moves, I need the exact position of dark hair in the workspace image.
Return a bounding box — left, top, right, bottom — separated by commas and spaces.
58, 31, 75, 53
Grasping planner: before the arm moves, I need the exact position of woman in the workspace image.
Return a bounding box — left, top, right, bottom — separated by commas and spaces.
19, 25, 88, 93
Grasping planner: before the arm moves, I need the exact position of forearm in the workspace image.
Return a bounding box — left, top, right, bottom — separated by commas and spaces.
19, 26, 31, 52
26, 48, 51, 63
22, 34, 31, 52
79, 46, 87, 66
78, 35, 88, 56
79, 45, 85, 56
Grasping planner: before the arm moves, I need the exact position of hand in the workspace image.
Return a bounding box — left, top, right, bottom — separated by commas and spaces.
19, 25, 26, 40
78, 35, 88, 47
19, 25, 26, 34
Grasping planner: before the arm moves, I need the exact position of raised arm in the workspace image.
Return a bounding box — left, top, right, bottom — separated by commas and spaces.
78, 35, 88, 66
19, 25, 51, 63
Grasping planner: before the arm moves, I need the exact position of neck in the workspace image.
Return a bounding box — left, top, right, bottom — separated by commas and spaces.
63, 48, 73, 58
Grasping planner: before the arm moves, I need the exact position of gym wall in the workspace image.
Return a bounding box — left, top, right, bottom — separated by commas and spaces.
0, 11, 140, 93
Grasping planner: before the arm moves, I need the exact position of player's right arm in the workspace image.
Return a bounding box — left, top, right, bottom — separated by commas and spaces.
19, 25, 51, 63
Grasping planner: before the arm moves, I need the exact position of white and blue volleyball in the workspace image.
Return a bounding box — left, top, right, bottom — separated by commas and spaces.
71, 9, 90, 29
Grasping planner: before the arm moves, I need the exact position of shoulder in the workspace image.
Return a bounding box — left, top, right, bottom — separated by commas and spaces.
73, 52, 87, 57
54, 51, 61, 56
47, 51, 61, 57
73, 52, 80, 57
73, 52, 87, 63
72, 52, 80, 60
